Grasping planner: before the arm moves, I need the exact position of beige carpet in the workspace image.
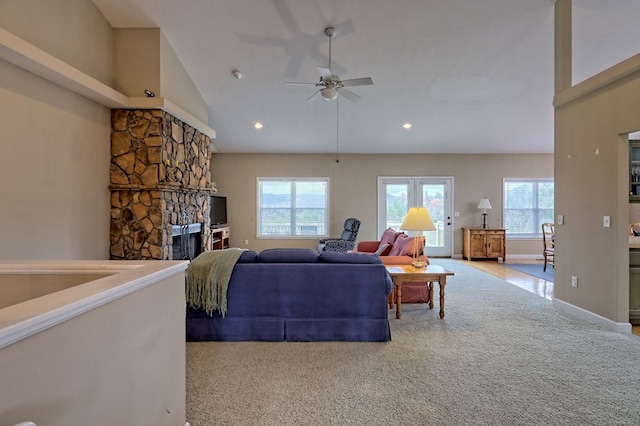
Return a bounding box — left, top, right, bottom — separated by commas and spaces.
186, 259, 640, 425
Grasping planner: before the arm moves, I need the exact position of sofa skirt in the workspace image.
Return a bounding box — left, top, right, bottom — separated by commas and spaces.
186, 308, 391, 342
186, 312, 285, 341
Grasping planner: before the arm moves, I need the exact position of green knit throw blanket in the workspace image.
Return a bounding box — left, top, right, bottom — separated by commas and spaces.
185, 248, 246, 317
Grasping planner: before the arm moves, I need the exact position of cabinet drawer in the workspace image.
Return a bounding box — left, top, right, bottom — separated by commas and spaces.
631, 250, 640, 266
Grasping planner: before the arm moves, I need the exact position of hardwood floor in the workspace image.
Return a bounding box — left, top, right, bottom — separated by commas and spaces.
457, 258, 640, 337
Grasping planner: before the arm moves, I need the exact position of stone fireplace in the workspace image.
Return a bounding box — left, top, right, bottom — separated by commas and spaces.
109, 109, 214, 260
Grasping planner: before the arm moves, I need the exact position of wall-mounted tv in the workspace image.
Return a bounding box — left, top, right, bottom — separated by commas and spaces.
210, 195, 228, 228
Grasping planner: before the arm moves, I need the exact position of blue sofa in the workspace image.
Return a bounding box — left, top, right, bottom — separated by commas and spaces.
186, 248, 393, 342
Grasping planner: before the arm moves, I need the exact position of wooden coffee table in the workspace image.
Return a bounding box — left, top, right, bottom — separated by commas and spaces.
385, 264, 454, 319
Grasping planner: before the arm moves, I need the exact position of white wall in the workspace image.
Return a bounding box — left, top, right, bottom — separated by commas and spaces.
0, 58, 111, 259
113, 28, 161, 98
0, 0, 114, 260
211, 153, 553, 256
160, 31, 208, 123
113, 28, 208, 124
0, 0, 114, 85
553, 0, 640, 327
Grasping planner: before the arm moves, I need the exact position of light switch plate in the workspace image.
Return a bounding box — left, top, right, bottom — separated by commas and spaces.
603, 216, 611, 228
557, 214, 564, 225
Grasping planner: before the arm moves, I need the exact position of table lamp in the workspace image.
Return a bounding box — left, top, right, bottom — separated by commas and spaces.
477, 198, 492, 228
400, 207, 436, 268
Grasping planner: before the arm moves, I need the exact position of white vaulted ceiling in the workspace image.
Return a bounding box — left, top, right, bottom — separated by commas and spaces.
91, 0, 640, 154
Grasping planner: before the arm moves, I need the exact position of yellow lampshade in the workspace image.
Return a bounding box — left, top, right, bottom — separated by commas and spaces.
400, 207, 436, 231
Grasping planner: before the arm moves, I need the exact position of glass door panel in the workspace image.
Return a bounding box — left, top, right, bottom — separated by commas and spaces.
378, 177, 453, 257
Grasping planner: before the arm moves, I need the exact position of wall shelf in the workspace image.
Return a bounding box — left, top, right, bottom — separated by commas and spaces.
0, 26, 217, 147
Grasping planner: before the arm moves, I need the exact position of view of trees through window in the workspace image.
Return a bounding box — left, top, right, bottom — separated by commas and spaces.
385, 184, 445, 230
385, 185, 408, 229
503, 179, 554, 236
258, 179, 328, 236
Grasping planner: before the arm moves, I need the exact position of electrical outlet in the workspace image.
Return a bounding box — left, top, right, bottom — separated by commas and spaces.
571, 276, 578, 288
244, 239, 249, 245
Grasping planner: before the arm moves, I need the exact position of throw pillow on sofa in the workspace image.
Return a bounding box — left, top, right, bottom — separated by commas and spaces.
399, 235, 425, 256
378, 228, 404, 254
388, 234, 409, 256
389, 234, 425, 256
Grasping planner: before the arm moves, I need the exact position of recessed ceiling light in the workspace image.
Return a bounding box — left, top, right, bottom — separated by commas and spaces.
254, 122, 263, 129
403, 123, 413, 129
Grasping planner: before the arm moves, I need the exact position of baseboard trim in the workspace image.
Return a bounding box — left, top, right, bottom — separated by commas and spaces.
452, 254, 542, 261
552, 298, 632, 334
505, 254, 543, 261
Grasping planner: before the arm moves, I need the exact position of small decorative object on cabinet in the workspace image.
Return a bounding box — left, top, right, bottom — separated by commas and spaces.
210, 227, 230, 250
630, 141, 640, 202
462, 228, 506, 261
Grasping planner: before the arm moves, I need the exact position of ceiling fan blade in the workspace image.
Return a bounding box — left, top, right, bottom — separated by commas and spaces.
317, 66, 333, 80
307, 89, 322, 102
285, 81, 318, 86
341, 77, 373, 87
339, 88, 361, 102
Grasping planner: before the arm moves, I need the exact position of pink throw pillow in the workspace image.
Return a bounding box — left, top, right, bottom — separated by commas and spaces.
379, 228, 401, 247
389, 234, 411, 256
399, 236, 425, 256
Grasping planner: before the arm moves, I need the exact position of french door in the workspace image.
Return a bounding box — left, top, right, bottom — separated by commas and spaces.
377, 177, 454, 257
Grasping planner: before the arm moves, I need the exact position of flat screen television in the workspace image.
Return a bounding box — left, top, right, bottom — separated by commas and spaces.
210, 195, 228, 228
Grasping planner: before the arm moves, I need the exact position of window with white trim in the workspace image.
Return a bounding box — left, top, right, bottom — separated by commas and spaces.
503, 178, 554, 238
257, 178, 329, 237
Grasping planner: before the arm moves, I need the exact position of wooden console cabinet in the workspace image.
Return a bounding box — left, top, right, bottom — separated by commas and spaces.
462, 228, 506, 261
210, 227, 230, 250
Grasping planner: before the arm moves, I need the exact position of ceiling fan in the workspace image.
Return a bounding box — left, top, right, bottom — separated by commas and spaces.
285, 26, 373, 102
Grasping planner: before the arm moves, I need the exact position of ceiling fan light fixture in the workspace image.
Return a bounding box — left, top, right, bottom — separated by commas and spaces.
321, 87, 338, 100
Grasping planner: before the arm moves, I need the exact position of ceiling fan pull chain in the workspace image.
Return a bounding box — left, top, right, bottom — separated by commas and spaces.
335, 96, 340, 163
328, 30, 332, 75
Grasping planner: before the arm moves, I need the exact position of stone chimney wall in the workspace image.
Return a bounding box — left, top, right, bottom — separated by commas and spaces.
109, 109, 213, 260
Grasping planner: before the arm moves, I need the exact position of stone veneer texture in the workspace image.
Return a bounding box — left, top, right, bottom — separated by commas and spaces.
109, 109, 213, 260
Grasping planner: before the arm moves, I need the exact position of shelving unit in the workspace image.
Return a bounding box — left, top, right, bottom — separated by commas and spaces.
630, 141, 640, 202
210, 227, 230, 250
630, 249, 640, 324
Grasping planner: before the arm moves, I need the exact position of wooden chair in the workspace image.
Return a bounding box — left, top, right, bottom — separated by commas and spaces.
542, 223, 554, 272
629, 223, 640, 236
